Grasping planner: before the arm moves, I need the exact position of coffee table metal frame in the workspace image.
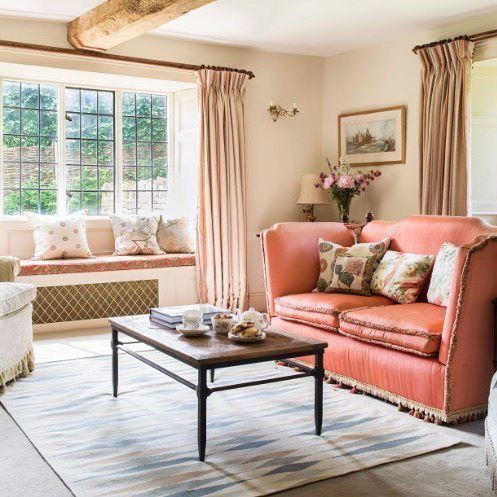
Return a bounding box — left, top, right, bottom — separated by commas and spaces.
110, 325, 325, 461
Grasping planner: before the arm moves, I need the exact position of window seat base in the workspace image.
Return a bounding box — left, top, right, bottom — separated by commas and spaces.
19, 253, 196, 276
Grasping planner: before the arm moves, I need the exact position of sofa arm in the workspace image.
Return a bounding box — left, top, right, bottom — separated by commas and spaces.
261, 222, 354, 316
0, 256, 20, 282
439, 235, 497, 412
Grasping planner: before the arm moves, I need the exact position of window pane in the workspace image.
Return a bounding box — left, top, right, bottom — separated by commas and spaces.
2, 80, 58, 215
40, 190, 57, 214
65, 88, 80, 112
81, 114, 97, 139
122, 93, 135, 116
3, 81, 20, 107
21, 136, 39, 162
152, 95, 167, 118
65, 113, 80, 138
40, 85, 57, 110
65, 139, 80, 164
3, 163, 20, 189
3, 190, 20, 215
3, 108, 20, 134
81, 90, 97, 113
40, 111, 57, 137
136, 93, 151, 117
21, 109, 39, 136
21, 189, 39, 212
65, 87, 115, 214
3, 135, 20, 161
21, 83, 39, 109
98, 115, 113, 140
98, 91, 114, 115
121, 92, 168, 214
40, 137, 57, 163
81, 140, 97, 165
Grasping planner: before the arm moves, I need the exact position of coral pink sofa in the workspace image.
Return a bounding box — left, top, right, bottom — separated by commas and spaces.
261, 215, 497, 423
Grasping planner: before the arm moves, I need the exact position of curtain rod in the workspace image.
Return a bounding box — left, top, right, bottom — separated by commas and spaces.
413, 28, 497, 53
0, 39, 256, 79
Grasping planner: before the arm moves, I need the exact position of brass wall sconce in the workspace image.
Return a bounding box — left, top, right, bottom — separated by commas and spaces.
268, 100, 299, 122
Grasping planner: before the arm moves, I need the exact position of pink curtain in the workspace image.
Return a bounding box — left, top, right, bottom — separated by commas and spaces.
417, 38, 474, 215
195, 68, 249, 311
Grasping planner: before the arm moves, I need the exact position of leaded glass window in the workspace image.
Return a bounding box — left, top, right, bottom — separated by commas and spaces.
65, 87, 115, 215
2, 81, 58, 215
121, 92, 168, 214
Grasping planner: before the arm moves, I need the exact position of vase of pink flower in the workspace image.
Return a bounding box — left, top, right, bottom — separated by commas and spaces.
317, 157, 382, 222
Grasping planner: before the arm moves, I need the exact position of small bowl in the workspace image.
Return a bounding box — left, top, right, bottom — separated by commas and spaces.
211, 314, 237, 335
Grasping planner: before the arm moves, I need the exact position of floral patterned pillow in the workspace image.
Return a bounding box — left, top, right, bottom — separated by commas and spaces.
427, 242, 460, 307
26, 210, 93, 260
370, 250, 435, 304
329, 253, 377, 296
157, 217, 195, 253
110, 215, 164, 256
315, 237, 390, 292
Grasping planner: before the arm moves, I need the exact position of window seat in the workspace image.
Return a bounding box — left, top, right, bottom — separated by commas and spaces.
19, 253, 196, 276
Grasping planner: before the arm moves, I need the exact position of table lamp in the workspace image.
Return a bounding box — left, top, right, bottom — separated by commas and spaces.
296, 174, 331, 222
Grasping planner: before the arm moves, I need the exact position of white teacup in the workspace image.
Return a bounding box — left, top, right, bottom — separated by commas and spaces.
182, 309, 203, 329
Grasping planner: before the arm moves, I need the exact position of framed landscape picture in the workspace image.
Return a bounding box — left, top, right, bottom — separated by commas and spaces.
338, 106, 406, 166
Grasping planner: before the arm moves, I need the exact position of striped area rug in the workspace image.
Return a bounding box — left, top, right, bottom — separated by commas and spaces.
1, 351, 458, 497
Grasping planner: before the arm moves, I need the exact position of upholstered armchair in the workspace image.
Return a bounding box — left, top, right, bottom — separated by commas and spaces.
0, 256, 37, 393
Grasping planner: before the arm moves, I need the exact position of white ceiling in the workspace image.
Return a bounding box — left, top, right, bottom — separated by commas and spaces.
0, 0, 497, 57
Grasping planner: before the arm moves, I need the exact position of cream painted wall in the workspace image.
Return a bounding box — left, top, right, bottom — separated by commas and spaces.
0, 18, 324, 309
320, 11, 497, 223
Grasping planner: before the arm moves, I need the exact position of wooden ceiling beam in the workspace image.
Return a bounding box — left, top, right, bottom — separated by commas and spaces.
68, 0, 215, 51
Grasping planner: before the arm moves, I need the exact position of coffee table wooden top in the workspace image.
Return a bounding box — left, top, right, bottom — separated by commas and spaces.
109, 315, 327, 368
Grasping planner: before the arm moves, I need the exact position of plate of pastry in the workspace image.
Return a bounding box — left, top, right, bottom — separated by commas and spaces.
228, 321, 266, 343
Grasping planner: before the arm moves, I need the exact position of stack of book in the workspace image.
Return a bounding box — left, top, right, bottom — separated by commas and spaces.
149, 304, 228, 329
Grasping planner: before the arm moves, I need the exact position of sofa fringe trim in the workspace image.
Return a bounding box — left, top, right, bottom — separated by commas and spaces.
0, 348, 35, 394
286, 359, 486, 424
485, 419, 497, 491
274, 298, 341, 315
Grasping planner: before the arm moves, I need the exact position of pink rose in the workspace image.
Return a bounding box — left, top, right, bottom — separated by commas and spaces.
337, 175, 355, 189
323, 176, 335, 189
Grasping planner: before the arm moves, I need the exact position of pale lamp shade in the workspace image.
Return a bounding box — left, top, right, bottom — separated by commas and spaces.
296, 174, 331, 205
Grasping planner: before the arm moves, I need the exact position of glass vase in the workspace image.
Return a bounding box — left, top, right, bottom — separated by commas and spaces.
336, 196, 352, 223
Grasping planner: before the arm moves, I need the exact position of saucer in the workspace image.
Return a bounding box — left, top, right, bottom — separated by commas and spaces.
176, 323, 210, 337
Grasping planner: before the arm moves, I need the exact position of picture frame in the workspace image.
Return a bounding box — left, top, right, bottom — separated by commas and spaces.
338, 105, 406, 166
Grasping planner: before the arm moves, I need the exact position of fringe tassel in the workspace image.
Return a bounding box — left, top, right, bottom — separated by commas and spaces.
0, 348, 35, 394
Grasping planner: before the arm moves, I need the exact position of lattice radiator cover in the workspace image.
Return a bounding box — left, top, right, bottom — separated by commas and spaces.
33, 280, 159, 324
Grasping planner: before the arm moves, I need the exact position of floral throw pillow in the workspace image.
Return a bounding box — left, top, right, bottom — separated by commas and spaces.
157, 217, 195, 253
26, 210, 93, 260
370, 250, 435, 304
427, 242, 460, 307
110, 215, 164, 256
329, 253, 377, 296
315, 237, 390, 293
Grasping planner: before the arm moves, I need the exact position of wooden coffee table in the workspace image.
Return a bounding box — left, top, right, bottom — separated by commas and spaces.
109, 315, 327, 461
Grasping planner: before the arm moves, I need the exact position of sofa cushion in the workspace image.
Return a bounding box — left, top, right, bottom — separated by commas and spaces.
427, 242, 460, 307
0, 283, 37, 318
315, 237, 390, 292
339, 303, 445, 356
370, 250, 435, 304
274, 292, 395, 331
